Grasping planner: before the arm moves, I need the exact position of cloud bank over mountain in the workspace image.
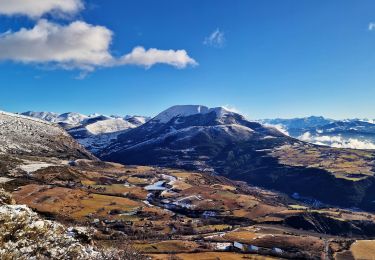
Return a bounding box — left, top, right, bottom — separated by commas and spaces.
299, 132, 375, 150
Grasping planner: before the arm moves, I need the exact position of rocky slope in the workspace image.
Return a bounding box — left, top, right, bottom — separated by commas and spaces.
0, 111, 94, 160
0, 189, 145, 260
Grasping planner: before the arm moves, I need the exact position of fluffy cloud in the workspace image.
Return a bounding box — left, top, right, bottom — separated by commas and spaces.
360, 119, 375, 124
0, 20, 197, 71
203, 29, 225, 48
369, 23, 375, 31
0, 20, 113, 71
118, 46, 197, 69
0, 0, 83, 18
299, 132, 375, 150
221, 105, 241, 114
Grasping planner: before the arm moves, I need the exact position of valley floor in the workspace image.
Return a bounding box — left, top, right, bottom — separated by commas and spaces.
1, 155, 375, 259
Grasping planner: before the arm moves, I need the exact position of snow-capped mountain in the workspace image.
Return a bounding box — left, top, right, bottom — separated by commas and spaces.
100, 105, 286, 168
22, 111, 150, 154
0, 111, 94, 159
125, 115, 151, 125
68, 116, 145, 154
98, 105, 375, 211
152, 105, 230, 123
260, 117, 375, 150
22, 111, 89, 126
21, 111, 60, 123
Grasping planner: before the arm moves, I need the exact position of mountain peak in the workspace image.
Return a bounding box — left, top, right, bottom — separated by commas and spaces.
153, 105, 235, 123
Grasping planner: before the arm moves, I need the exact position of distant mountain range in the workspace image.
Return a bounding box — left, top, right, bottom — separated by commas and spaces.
260, 116, 375, 150
21, 111, 150, 154
22, 111, 375, 152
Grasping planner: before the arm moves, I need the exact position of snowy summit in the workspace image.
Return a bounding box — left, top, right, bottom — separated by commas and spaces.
153, 105, 235, 123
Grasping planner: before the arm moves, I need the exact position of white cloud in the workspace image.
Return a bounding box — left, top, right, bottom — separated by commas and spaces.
203, 28, 225, 48
0, 20, 113, 71
118, 46, 198, 69
369, 23, 375, 31
299, 132, 375, 150
0, 0, 83, 18
222, 105, 241, 114
0, 20, 197, 72
266, 124, 290, 136
360, 119, 375, 124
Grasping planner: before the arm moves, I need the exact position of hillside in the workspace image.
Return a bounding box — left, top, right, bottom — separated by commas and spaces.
0, 111, 94, 160
2, 156, 375, 259
101, 105, 375, 211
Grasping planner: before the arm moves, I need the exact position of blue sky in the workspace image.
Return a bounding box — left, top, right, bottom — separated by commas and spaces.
0, 0, 375, 119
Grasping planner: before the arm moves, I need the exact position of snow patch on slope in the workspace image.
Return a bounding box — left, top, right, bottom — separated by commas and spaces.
85, 118, 136, 135
57, 112, 88, 125
1, 111, 56, 126
19, 163, 54, 174
153, 105, 233, 123
22, 111, 88, 125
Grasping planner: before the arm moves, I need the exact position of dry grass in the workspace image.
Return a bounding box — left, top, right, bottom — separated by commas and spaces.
148, 252, 280, 260
126, 177, 151, 185
12, 184, 142, 221
134, 240, 200, 253
72, 193, 141, 219
90, 184, 148, 200
271, 144, 375, 179
170, 181, 193, 191
223, 231, 258, 243
195, 224, 231, 233
350, 240, 375, 259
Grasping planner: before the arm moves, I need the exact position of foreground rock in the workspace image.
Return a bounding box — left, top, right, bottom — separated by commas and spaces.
0, 189, 145, 260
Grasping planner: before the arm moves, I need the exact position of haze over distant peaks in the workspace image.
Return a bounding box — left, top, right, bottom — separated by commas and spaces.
261, 116, 375, 150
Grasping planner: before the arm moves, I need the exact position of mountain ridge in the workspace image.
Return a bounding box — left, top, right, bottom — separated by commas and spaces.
0, 111, 94, 160
21, 111, 150, 155
97, 105, 375, 211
